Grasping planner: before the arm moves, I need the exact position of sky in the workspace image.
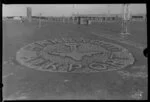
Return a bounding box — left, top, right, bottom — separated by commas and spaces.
2, 4, 146, 17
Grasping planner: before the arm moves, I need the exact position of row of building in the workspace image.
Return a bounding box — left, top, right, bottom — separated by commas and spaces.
3, 14, 146, 25
3, 7, 146, 24
73, 13, 146, 21
32, 14, 146, 25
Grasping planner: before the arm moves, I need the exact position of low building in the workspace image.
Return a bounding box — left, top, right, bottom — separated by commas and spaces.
130, 14, 146, 21
72, 14, 122, 24
72, 13, 146, 23
6, 16, 14, 19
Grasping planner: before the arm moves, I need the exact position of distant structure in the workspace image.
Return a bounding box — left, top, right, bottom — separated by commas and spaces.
131, 14, 146, 21
27, 7, 32, 22
72, 14, 122, 23
72, 13, 146, 23
29, 12, 146, 24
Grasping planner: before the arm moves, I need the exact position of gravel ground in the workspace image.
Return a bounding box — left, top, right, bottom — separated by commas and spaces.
2, 20, 147, 100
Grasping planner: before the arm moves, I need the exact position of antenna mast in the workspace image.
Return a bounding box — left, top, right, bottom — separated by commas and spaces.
120, 4, 130, 36
107, 4, 110, 17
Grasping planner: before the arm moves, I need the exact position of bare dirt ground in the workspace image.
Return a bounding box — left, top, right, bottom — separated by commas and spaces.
2, 20, 147, 100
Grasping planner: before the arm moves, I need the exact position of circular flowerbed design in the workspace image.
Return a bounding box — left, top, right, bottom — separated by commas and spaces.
16, 38, 135, 73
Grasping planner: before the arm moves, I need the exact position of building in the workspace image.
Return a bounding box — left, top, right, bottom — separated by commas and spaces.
73, 14, 121, 24
72, 13, 146, 24
29, 13, 146, 25
72, 14, 122, 24
130, 14, 146, 21
6, 16, 14, 19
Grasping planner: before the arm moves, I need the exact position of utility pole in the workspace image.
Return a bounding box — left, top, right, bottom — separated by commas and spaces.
107, 4, 110, 22
120, 4, 130, 36
38, 13, 42, 28
107, 4, 110, 17
108, 4, 110, 16
73, 4, 78, 24
72, 4, 75, 23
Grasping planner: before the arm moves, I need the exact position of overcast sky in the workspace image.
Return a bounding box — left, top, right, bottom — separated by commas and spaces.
2, 4, 146, 17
